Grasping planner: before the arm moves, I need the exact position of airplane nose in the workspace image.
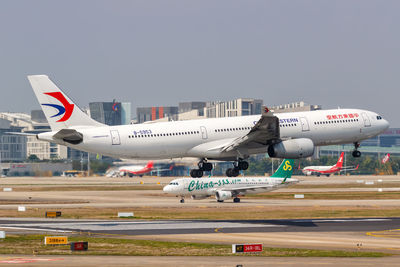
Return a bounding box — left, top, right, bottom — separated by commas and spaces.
163, 185, 170, 192
382, 119, 390, 131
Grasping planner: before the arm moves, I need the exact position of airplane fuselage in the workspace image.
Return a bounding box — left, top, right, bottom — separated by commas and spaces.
163, 176, 298, 197
38, 108, 389, 160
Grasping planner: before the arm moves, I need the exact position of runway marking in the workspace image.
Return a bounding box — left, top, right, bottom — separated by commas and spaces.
0, 258, 63, 264
294, 218, 391, 223
366, 228, 400, 239
0, 226, 73, 233
0, 220, 286, 232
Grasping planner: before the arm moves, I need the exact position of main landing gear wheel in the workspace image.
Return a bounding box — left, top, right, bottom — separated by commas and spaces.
180, 198, 185, 203
352, 142, 361, 158
238, 161, 249, 170
233, 197, 241, 203
190, 160, 213, 178
190, 169, 204, 178
226, 160, 249, 177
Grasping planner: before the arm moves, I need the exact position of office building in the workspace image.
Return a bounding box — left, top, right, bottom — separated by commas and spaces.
270, 101, 321, 113
89, 101, 131, 126
136, 106, 179, 123
0, 118, 26, 162
205, 98, 263, 118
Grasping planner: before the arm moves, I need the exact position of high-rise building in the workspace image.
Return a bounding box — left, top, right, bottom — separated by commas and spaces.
270, 101, 321, 113
178, 102, 206, 115
0, 112, 68, 160
0, 118, 26, 162
89, 101, 131, 126
205, 98, 263, 118
136, 106, 179, 123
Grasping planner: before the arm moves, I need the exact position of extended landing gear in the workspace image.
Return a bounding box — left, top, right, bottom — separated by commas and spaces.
190, 160, 213, 178
233, 197, 241, 203
226, 160, 249, 177
190, 169, 203, 178
352, 142, 361, 158
180, 197, 185, 203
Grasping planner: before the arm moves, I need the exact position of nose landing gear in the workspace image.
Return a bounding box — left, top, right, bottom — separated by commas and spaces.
352, 142, 361, 158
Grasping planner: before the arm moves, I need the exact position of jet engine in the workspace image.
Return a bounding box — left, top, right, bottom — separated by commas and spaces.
191, 195, 208, 200
268, 138, 314, 159
215, 191, 232, 201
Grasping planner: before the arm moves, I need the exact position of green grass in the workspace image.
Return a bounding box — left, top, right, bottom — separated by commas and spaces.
0, 235, 389, 257
245, 191, 400, 200
8, 185, 162, 192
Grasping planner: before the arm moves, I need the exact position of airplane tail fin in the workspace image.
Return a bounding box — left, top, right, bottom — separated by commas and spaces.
146, 161, 154, 169
28, 75, 105, 131
335, 152, 345, 168
271, 159, 295, 178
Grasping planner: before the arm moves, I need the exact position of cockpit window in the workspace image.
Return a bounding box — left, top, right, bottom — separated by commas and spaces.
169, 182, 179, 185
377, 116, 382, 120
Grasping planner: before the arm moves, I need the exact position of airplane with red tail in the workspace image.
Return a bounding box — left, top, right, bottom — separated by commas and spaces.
302, 152, 359, 177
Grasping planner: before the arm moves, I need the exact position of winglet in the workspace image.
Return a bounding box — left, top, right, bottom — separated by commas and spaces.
262, 106, 274, 117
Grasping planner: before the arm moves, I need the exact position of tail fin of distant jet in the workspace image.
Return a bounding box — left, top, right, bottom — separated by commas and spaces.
28, 75, 105, 131
335, 152, 345, 168
271, 159, 295, 178
146, 161, 154, 169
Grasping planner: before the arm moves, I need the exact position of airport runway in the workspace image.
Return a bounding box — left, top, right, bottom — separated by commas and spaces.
0, 217, 398, 236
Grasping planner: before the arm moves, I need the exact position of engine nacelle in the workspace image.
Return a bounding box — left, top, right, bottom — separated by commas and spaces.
215, 190, 232, 201
191, 195, 208, 200
268, 138, 314, 159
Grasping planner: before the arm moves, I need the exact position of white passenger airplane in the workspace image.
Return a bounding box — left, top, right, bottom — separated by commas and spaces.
106, 161, 155, 177
163, 159, 296, 203
302, 152, 359, 177
25, 75, 389, 178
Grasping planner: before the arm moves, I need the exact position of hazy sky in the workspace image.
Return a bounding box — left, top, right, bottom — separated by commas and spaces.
1, 1, 399, 125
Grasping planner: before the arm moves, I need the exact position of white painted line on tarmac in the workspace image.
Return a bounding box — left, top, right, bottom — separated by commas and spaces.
0, 226, 73, 233
300, 219, 391, 223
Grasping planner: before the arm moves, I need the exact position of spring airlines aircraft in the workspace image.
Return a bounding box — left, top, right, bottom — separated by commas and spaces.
25, 75, 389, 178
164, 159, 295, 203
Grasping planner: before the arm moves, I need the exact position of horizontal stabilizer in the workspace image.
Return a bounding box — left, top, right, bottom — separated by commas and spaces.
53, 129, 83, 145
5, 132, 37, 136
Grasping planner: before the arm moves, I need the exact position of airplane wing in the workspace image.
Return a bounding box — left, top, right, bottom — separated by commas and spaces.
221, 108, 280, 153
339, 165, 359, 172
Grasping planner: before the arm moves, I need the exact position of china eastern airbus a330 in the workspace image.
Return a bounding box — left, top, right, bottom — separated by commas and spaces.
24, 75, 389, 178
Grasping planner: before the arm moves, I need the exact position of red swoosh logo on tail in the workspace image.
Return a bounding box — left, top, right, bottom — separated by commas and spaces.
44, 92, 74, 122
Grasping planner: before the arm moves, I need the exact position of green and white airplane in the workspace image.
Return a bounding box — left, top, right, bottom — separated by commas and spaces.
163, 159, 296, 203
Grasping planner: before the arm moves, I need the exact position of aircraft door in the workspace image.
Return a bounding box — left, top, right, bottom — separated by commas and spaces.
299, 117, 310, 132
361, 113, 371, 127
200, 126, 208, 139
110, 130, 121, 145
